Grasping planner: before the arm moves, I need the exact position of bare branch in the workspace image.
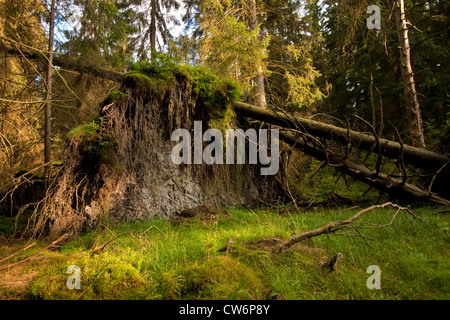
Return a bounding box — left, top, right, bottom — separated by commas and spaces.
271, 202, 420, 254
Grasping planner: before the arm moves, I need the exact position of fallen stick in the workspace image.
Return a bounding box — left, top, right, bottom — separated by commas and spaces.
0, 234, 69, 271
271, 202, 419, 254
0, 243, 36, 264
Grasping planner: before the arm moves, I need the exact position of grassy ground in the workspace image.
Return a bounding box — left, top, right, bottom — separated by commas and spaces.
0, 205, 449, 300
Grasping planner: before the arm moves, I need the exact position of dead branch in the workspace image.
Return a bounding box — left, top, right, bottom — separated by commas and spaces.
271, 202, 419, 254
343, 117, 352, 161
390, 121, 408, 185
353, 115, 383, 177
0, 243, 35, 264
427, 161, 449, 196
0, 234, 69, 271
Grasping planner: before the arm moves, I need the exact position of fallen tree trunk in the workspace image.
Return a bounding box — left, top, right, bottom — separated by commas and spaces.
1, 39, 124, 82
3, 39, 448, 205
3, 40, 447, 173
234, 102, 449, 172
278, 130, 450, 206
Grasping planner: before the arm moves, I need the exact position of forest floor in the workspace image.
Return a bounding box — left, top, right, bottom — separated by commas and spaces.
0, 205, 449, 300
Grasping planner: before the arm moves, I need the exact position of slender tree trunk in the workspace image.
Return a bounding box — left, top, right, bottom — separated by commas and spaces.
394, 0, 425, 147
150, 0, 157, 62
45, 0, 55, 184
248, 0, 267, 108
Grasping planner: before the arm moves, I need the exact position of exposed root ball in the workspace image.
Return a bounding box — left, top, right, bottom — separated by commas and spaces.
30, 69, 280, 237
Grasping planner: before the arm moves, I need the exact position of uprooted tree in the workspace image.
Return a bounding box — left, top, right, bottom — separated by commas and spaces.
1, 40, 449, 238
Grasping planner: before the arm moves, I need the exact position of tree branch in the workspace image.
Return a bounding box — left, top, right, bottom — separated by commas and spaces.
271, 202, 419, 254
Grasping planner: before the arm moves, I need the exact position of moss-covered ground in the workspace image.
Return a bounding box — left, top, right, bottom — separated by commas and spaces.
0, 205, 448, 300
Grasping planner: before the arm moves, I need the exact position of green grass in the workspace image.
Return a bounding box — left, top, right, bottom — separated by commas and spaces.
1, 205, 449, 300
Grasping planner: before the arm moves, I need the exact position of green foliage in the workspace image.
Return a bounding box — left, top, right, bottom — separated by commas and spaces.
189, 67, 242, 116
61, 0, 139, 68
424, 111, 450, 151
68, 120, 101, 140
313, 0, 450, 145
195, 0, 271, 103
262, 0, 325, 110
126, 53, 242, 116
6, 206, 445, 300
107, 91, 129, 101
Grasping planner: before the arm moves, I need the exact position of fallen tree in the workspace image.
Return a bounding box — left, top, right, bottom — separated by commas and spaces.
233, 102, 449, 173
3, 38, 448, 171
2, 39, 449, 206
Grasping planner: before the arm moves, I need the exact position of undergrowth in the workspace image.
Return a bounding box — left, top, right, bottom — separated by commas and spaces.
1, 205, 448, 300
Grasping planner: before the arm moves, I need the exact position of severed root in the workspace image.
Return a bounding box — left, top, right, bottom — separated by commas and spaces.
271, 202, 420, 254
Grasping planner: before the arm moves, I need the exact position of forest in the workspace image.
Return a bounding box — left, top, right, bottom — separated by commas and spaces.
0, 0, 449, 302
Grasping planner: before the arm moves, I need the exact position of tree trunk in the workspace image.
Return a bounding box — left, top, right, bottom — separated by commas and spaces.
150, 0, 157, 62
247, 0, 267, 108
233, 102, 448, 172
44, 0, 55, 184
394, 0, 425, 147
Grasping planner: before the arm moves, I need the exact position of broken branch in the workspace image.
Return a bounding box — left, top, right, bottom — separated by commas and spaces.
271, 202, 419, 254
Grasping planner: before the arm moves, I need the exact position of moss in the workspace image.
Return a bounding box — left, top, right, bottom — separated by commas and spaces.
29, 256, 153, 300
126, 53, 242, 121
68, 118, 118, 168
67, 120, 100, 140
108, 90, 128, 101
174, 255, 267, 299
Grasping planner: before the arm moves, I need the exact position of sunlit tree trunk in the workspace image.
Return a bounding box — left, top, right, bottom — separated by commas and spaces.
248, 0, 267, 108
45, 0, 55, 183
150, 0, 157, 62
394, 0, 425, 147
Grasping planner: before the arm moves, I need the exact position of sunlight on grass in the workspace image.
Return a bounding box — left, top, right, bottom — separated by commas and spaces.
1, 205, 448, 300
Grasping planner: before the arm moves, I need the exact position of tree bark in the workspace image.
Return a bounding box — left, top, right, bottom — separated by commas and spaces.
233, 101, 448, 172
44, 0, 55, 184
394, 0, 426, 147
247, 0, 267, 108
150, 0, 157, 62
